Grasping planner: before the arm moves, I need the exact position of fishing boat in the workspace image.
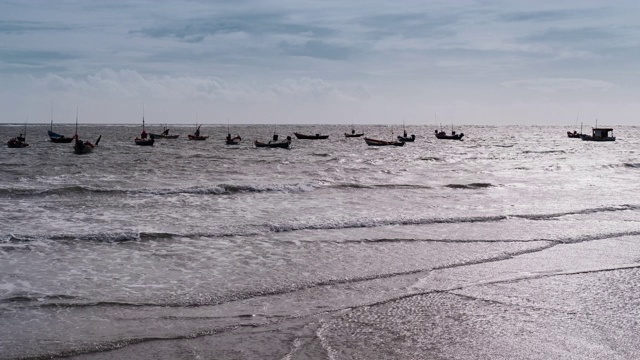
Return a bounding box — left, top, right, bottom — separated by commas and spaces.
344, 124, 364, 137
7, 122, 29, 148
48, 105, 74, 143
72, 109, 101, 154
226, 134, 242, 145
225, 122, 241, 145
188, 124, 208, 140
150, 125, 179, 139
364, 137, 405, 146
397, 122, 415, 142
581, 127, 615, 142
134, 109, 154, 146
294, 132, 329, 140
567, 122, 584, 138
255, 134, 291, 148
345, 131, 364, 138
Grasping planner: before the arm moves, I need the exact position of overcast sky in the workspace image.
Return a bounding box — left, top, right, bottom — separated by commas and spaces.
1, 0, 639, 125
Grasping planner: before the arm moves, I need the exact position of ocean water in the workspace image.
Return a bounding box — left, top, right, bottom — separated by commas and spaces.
1, 124, 640, 359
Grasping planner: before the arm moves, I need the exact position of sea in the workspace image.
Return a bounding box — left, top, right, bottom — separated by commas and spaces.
1, 123, 640, 359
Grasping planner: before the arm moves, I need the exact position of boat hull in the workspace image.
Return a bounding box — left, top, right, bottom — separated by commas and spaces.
7, 139, 29, 148
188, 135, 209, 141
581, 136, 616, 142
345, 133, 364, 137
397, 135, 416, 142
435, 132, 464, 140
294, 132, 329, 140
74, 140, 94, 154
134, 138, 155, 146
254, 140, 290, 148
150, 133, 179, 139
226, 136, 242, 145
48, 131, 74, 143
364, 137, 405, 146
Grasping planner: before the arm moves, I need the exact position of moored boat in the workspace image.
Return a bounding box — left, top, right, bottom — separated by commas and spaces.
188, 124, 208, 140
150, 125, 179, 139
7, 137, 29, 148
345, 132, 364, 138
225, 134, 242, 145
72, 109, 101, 154
435, 129, 464, 140
255, 134, 291, 148
581, 127, 615, 142
48, 104, 73, 143
364, 137, 405, 146
294, 132, 329, 140
134, 111, 154, 146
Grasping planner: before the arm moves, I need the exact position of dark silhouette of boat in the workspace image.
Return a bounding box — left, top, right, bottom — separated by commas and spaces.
364, 137, 405, 146
134, 111, 154, 146
188, 124, 208, 140
435, 129, 464, 140
294, 132, 329, 140
72, 109, 101, 154
255, 134, 291, 148
7, 137, 28, 148
8, 123, 29, 148
581, 126, 615, 142
226, 134, 242, 145
48, 104, 73, 143
345, 125, 364, 137
150, 125, 179, 139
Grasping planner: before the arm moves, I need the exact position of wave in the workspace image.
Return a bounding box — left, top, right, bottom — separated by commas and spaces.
445, 183, 494, 189
4, 204, 640, 244
522, 150, 566, 154
622, 163, 640, 169
0, 183, 320, 198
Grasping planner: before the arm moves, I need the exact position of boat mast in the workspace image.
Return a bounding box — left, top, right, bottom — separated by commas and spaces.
142, 103, 145, 131
75, 107, 78, 139
50, 101, 53, 132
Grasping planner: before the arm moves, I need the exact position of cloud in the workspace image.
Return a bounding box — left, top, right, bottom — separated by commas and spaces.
29, 68, 368, 102
278, 40, 351, 60
501, 78, 615, 93
131, 13, 336, 43
0, 20, 72, 34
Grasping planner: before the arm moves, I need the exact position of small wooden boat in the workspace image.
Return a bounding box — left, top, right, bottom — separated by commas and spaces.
74, 136, 100, 154
435, 130, 464, 140
48, 104, 73, 143
7, 137, 29, 148
567, 123, 584, 138
150, 125, 179, 139
8, 122, 29, 148
294, 132, 329, 140
188, 124, 208, 140
397, 133, 416, 142
134, 112, 154, 146
72, 109, 101, 154
225, 134, 242, 145
581, 126, 615, 142
345, 132, 364, 138
364, 137, 405, 146
255, 135, 291, 148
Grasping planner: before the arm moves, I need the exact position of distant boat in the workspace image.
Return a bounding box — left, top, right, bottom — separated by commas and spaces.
7, 122, 29, 148
567, 122, 584, 138
225, 134, 242, 145
255, 134, 291, 148
225, 122, 241, 145
397, 122, 415, 142
294, 132, 329, 140
364, 137, 405, 146
150, 125, 179, 139
345, 124, 364, 137
581, 126, 615, 142
48, 105, 73, 143
435, 125, 464, 140
188, 124, 208, 140
134, 109, 154, 146
72, 109, 101, 154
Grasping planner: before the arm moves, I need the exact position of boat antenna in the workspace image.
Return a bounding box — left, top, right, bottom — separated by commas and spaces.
142, 103, 145, 131
75, 107, 78, 139
50, 101, 53, 132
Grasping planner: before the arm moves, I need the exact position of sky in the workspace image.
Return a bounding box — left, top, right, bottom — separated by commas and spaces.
1, 0, 639, 125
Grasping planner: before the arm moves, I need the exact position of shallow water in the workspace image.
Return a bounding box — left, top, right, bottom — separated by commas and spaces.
1, 124, 640, 359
